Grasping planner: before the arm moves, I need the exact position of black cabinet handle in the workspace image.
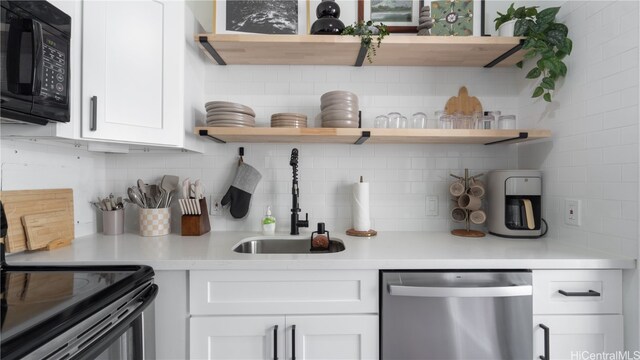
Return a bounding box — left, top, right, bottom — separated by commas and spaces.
90, 96, 98, 131
273, 325, 278, 360
558, 289, 600, 297
291, 325, 296, 360
539, 323, 550, 360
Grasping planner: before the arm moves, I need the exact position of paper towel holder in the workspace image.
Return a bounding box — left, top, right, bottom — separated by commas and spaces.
347, 176, 377, 237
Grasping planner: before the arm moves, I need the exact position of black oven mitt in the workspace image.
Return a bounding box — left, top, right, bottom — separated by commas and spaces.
221, 162, 262, 219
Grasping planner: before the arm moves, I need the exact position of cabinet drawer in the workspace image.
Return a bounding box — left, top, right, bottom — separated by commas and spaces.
533, 270, 622, 315
190, 270, 378, 315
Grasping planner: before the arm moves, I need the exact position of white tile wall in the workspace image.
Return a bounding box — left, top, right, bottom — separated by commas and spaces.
0, 139, 108, 237
518, 0, 639, 258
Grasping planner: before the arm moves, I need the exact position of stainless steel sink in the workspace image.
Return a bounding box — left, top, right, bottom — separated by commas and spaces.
233, 237, 345, 254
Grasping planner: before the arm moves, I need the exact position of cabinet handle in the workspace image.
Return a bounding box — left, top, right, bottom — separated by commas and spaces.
291, 325, 296, 360
273, 325, 278, 360
558, 289, 600, 297
539, 323, 550, 360
90, 96, 98, 131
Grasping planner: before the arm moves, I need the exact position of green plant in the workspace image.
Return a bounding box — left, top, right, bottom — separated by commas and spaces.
341, 21, 389, 63
495, 4, 573, 102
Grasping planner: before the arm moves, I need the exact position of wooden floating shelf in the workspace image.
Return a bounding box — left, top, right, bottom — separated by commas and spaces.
196, 34, 526, 67
195, 127, 551, 145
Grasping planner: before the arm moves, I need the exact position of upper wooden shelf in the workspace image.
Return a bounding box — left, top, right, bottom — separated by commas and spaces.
195, 127, 551, 145
196, 34, 525, 67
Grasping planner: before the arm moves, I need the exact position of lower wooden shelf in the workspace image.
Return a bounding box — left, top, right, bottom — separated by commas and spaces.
195, 127, 551, 145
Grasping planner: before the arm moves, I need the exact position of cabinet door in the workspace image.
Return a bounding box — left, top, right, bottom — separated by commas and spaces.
82, 0, 180, 146
286, 315, 378, 360
533, 315, 623, 360
190, 316, 285, 360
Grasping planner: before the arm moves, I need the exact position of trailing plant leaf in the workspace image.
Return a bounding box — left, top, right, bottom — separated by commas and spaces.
495, 3, 571, 102
516, 61, 523, 69
341, 21, 389, 63
533, 87, 544, 98
526, 67, 542, 79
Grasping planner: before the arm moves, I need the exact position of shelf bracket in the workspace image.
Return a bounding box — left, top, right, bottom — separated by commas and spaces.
354, 131, 370, 145
199, 36, 227, 65
354, 45, 367, 67
484, 132, 528, 145
484, 39, 525, 68
199, 129, 226, 144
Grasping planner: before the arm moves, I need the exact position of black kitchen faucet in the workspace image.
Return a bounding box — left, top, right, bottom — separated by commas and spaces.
290, 148, 309, 235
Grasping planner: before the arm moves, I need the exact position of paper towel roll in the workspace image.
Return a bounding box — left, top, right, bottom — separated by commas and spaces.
352, 181, 371, 231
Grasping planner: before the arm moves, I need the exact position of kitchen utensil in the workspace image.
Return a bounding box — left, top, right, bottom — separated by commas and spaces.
181, 199, 211, 236
21, 210, 74, 250
0, 189, 74, 253
194, 180, 203, 199
444, 86, 483, 115
102, 209, 125, 235
178, 199, 186, 215
183, 178, 191, 199
127, 187, 145, 208
161, 175, 179, 207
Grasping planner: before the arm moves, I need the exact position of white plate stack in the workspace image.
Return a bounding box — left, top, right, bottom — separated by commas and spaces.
320, 91, 359, 128
271, 113, 308, 128
205, 101, 256, 127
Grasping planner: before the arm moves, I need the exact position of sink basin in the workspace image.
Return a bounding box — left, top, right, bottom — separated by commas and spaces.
233, 237, 345, 254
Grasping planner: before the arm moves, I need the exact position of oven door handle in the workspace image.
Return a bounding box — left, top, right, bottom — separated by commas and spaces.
388, 284, 533, 298
6, 18, 42, 96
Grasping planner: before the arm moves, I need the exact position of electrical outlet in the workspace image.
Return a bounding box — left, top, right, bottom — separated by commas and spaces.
426, 196, 438, 216
564, 199, 581, 226
210, 196, 222, 216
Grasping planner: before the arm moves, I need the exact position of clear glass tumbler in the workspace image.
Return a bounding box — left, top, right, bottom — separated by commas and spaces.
374, 115, 388, 128
387, 112, 401, 128
498, 115, 517, 129
410, 112, 427, 128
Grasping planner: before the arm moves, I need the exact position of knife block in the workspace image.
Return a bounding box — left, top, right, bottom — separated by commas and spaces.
181, 198, 211, 236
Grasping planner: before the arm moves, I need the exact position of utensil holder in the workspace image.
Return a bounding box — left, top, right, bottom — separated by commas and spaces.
139, 207, 171, 237
103, 208, 124, 235
181, 198, 211, 236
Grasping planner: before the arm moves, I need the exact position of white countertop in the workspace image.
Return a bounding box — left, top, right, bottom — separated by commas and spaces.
6, 231, 636, 270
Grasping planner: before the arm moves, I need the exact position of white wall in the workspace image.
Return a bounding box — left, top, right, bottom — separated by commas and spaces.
106, 62, 522, 232
517, 0, 639, 349
0, 139, 108, 237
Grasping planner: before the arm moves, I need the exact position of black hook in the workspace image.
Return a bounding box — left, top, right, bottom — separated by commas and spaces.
239, 147, 244, 157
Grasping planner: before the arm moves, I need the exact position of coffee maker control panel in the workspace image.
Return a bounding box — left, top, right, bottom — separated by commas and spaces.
505, 177, 542, 196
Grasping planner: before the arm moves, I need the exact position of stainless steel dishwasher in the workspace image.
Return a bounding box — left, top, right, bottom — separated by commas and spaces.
381, 271, 533, 360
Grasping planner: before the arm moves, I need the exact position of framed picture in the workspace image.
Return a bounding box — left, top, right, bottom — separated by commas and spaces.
357, 0, 424, 33
308, 0, 358, 33
430, 0, 482, 36
213, 0, 308, 35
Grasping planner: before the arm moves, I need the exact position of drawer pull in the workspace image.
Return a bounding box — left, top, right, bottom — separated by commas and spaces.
291, 325, 296, 360
273, 325, 278, 360
558, 289, 600, 297
539, 323, 550, 360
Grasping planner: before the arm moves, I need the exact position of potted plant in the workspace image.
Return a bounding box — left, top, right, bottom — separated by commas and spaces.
341, 21, 389, 64
494, 4, 572, 102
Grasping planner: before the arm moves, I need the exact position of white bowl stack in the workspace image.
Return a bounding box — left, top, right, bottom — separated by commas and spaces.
271, 113, 308, 128
205, 101, 255, 127
320, 91, 359, 128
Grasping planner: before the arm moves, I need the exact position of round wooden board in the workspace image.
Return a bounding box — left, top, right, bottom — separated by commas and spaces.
451, 229, 486, 237
346, 228, 378, 237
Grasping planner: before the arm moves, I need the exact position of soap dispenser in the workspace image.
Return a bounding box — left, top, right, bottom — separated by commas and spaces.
262, 206, 276, 235
310, 222, 330, 251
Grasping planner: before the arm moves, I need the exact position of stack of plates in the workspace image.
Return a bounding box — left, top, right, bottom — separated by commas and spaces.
271, 113, 307, 128
320, 91, 359, 128
206, 101, 255, 127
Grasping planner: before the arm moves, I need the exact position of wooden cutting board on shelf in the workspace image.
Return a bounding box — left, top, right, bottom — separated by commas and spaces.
0, 189, 74, 252
444, 86, 483, 115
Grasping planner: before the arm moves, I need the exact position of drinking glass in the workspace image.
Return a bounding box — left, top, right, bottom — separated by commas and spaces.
476, 111, 495, 129
399, 115, 408, 129
439, 114, 453, 129
410, 112, 427, 128
387, 112, 401, 128
498, 115, 517, 129
374, 115, 388, 128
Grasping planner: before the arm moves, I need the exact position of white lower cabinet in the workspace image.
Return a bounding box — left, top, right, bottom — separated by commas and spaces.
533, 315, 623, 360
190, 315, 377, 360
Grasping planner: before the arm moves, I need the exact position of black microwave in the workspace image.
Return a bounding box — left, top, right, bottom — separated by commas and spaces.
1, 0, 71, 125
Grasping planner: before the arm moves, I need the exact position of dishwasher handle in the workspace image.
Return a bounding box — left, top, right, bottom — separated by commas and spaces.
388, 284, 532, 298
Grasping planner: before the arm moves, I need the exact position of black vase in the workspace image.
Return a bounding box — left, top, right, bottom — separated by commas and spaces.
310, 0, 345, 35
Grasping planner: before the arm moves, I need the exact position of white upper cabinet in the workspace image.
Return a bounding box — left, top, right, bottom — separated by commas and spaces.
81, 0, 181, 146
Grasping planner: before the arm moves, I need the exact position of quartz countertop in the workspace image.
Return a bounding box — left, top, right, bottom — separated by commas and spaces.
6, 231, 635, 270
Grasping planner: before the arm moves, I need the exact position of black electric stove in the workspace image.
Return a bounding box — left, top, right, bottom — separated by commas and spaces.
0, 202, 158, 360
